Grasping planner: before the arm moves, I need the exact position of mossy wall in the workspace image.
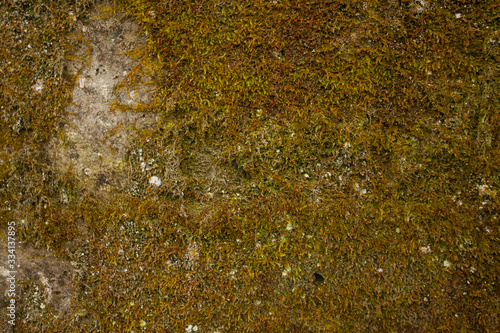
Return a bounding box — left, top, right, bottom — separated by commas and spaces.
1, 0, 499, 331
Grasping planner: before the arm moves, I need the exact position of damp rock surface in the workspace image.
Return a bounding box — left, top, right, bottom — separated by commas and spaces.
49, 10, 157, 193
0, 227, 76, 332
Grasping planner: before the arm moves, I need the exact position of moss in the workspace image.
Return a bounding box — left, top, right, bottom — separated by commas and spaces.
3, 0, 499, 331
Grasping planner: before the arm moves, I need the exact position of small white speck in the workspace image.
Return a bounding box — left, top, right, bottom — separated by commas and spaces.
377, 268, 383, 273
478, 184, 490, 196
455, 13, 461, 19
149, 176, 161, 187
420, 246, 432, 254
443, 260, 452, 268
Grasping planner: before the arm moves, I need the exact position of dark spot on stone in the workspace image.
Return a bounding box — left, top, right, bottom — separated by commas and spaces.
313, 272, 324, 284
96, 172, 109, 186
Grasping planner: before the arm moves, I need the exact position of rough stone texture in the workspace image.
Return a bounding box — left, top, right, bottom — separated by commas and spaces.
0, 227, 76, 332
49, 11, 158, 194
0, 11, 159, 332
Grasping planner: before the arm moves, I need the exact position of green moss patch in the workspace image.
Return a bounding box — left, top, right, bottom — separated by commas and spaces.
2, 0, 499, 331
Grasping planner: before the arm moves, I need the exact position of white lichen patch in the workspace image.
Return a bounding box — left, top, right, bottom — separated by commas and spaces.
37, 272, 52, 303
149, 176, 162, 187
